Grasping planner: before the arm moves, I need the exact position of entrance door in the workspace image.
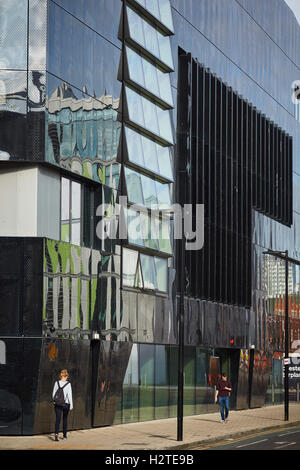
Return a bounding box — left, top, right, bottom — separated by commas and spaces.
214, 348, 239, 409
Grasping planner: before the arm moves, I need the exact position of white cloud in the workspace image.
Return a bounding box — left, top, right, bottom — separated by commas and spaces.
284, 0, 300, 24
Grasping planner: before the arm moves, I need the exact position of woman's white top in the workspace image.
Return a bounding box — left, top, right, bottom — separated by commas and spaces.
52, 380, 73, 409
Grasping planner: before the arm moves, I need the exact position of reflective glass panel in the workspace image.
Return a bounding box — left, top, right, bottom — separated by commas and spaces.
125, 167, 144, 205
71, 181, 81, 220
142, 57, 160, 97
125, 126, 145, 167
126, 46, 173, 106
126, 46, 145, 88
156, 181, 171, 207
139, 344, 155, 421
154, 257, 168, 292
141, 212, 159, 250
135, 0, 146, 6
141, 174, 158, 208
122, 248, 138, 287
127, 209, 144, 247
142, 95, 159, 135
157, 33, 173, 70
157, 106, 174, 143
155, 345, 169, 418
141, 135, 159, 173
71, 221, 81, 246
145, 0, 160, 20
126, 6, 173, 70
142, 19, 160, 58
157, 69, 173, 106
125, 86, 145, 127
157, 145, 173, 180
158, 217, 172, 254
158, 0, 174, 32
61, 178, 70, 242
122, 343, 139, 423
71, 181, 81, 245
126, 86, 173, 143
127, 6, 145, 48
140, 254, 157, 289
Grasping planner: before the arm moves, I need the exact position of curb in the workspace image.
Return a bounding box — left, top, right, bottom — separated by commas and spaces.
163, 421, 300, 450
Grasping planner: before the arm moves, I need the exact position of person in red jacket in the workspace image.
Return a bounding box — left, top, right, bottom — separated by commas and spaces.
215, 372, 232, 423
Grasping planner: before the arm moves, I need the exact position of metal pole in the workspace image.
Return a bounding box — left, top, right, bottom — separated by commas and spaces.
284, 250, 289, 421
177, 222, 184, 441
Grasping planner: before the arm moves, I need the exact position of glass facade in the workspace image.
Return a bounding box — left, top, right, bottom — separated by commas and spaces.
1, 0, 300, 435
114, 344, 215, 424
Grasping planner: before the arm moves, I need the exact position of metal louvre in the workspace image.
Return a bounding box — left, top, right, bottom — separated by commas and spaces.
176, 51, 293, 308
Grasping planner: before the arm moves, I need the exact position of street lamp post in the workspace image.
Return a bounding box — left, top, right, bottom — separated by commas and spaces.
284, 250, 289, 421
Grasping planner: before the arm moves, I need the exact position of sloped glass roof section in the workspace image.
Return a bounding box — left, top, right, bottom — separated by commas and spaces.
125, 86, 174, 144
126, 5, 174, 71
125, 126, 173, 181
126, 45, 173, 108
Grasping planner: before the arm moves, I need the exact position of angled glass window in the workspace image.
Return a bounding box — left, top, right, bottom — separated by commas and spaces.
134, 0, 174, 33
145, 0, 160, 19
156, 105, 173, 144
141, 174, 158, 208
154, 256, 168, 292
122, 248, 139, 287
141, 56, 160, 98
126, 46, 173, 107
157, 145, 173, 180
125, 86, 145, 128
141, 135, 159, 173
158, 70, 173, 107
125, 86, 174, 144
125, 167, 144, 206
126, 6, 174, 70
140, 253, 157, 289
143, 94, 159, 135
158, 216, 172, 254
127, 208, 144, 247
122, 248, 168, 292
158, 0, 174, 33
127, 6, 145, 48
141, 211, 159, 250
142, 18, 160, 59
156, 180, 171, 207
125, 126, 173, 180
125, 126, 145, 168
126, 46, 145, 88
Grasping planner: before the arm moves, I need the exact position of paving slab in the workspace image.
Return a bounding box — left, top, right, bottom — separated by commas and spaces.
1, 404, 300, 450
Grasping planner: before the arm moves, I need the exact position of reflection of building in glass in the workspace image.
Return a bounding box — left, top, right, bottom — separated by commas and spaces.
46, 82, 121, 189
265, 256, 295, 297
1, 0, 300, 436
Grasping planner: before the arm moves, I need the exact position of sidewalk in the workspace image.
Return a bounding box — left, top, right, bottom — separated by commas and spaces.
1, 403, 300, 450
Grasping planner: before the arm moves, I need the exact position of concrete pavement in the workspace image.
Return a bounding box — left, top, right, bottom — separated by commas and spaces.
1, 403, 300, 450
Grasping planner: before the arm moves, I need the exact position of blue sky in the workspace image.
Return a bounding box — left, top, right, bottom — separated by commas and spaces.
284, 0, 300, 24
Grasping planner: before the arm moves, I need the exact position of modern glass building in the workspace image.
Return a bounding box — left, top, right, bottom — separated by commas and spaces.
0, 0, 300, 434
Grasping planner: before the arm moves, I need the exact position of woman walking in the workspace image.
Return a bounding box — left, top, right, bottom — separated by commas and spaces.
52, 369, 73, 441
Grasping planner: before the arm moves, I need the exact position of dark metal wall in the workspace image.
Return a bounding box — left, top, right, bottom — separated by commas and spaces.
176, 50, 293, 309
